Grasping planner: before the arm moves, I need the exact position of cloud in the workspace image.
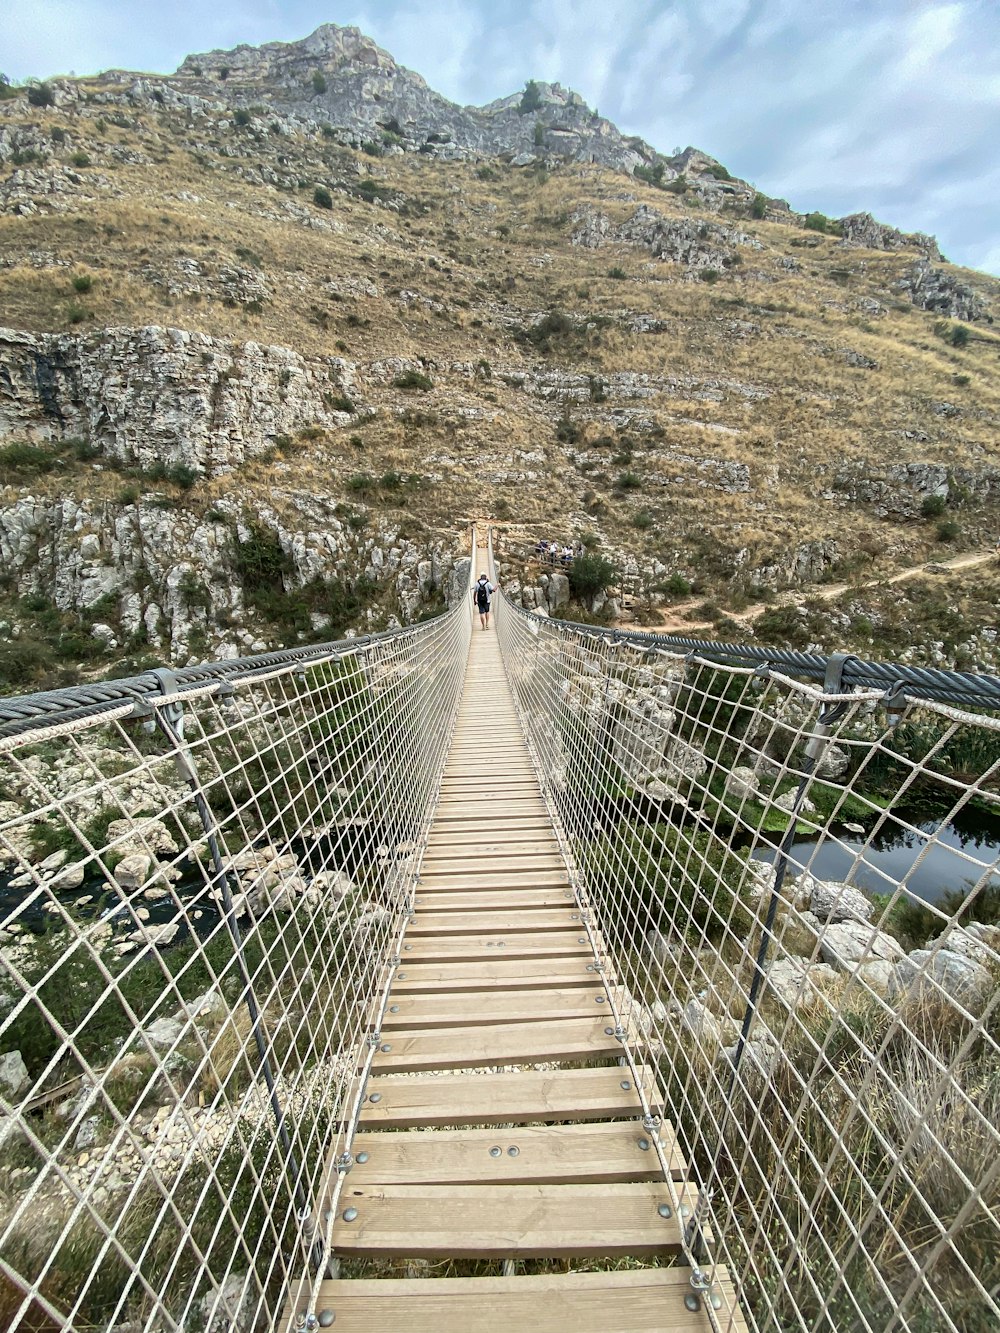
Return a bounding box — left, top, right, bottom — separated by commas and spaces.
0, 0, 997, 273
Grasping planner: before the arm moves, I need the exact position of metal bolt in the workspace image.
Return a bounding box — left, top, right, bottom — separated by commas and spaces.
381, 1044, 392, 1053
595, 995, 605, 1003
570, 913, 579, 921
691, 1269, 710, 1290
356, 1152, 369, 1164
369, 1093, 381, 1103
679, 1204, 691, 1218
486, 940, 495, 947
323, 1209, 333, 1222
577, 937, 586, 943
335, 1152, 353, 1173
318, 1312, 336, 1328
489, 1146, 502, 1158
637, 1138, 650, 1152
657, 1204, 672, 1219
684, 1294, 701, 1313
404, 944, 413, 951
397, 972, 406, 979
586, 963, 594, 971
604, 1026, 614, 1035
711, 1294, 723, 1311
295, 1315, 307, 1328
620, 1080, 631, 1090
342, 1207, 359, 1223
497, 941, 506, 947
507, 1146, 519, 1157
389, 1005, 400, 1013
304, 1318, 318, 1332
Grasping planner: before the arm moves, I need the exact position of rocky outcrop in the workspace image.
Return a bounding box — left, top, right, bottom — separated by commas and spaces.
0, 491, 460, 663
838, 212, 940, 259
571, 204, 761, 273
896, 260, 992, 323
0, 325, 356, 476
172, 24, 655, 175
830, 461, 1000, 518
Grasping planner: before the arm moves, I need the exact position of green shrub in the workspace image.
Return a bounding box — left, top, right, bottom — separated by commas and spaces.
361, 140, 384, 157
218, 66, 230, 80
355, 178, 394, 201
751, 193, 767, 219
326, 394, 355, 413
588, 375, 607, 402
663, 572, 691, 597
706, 163, 731, 180
920, 494, 947, 518
517, 309, 574, 352
233, 108, 252, 127
311, 70, 328, 95
634, 162, 664, 187
936, 520, 960, 542
519, 80, 543, 115
804, 211, 831, 233
0, 74, 18, 101
664, 174, 688, 195
71, 273, 93, 293
568, 553, 616, 600
313, 184, 333, 209
607, 266, 627, 280
26, 82, 54, 108
699, 268, 720, 283
615, 471, 642, 491
0, 441, 60, 479
70, 150, 90, 167
67, 303, 87, 325
476, 165, 498, 181
632, 510, 654, 530
556, 415, 581, 444
392, 370, 433, 392
347, 473, 374, 494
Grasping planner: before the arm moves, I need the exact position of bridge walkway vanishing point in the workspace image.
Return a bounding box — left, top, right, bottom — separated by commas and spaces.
281, 618, 744, 1330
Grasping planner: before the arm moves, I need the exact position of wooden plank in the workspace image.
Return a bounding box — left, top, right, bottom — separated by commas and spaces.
390, 958, 599, 993
359, 1065, 664, 1128
418, 871, 571, 890
413, 890, 573, 910
348, 1120, 687, 1186
330, 1182, 683, 1258
370, 1017, 623, 1072
400, 932, 591, 963
422, 847, 561, 865
407, 910, 578, 935
381, 985, 607, 1029
420, 861, 566, 880
279, 1269, 741, 1333
427, 826, 554, 845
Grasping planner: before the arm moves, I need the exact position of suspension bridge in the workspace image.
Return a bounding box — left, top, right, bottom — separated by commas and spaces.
0, 526, 998, 1333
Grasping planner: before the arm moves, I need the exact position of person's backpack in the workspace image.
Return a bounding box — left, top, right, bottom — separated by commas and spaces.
476, 581, 490, 610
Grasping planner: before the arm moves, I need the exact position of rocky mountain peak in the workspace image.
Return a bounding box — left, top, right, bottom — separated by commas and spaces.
177, 23, 404, 84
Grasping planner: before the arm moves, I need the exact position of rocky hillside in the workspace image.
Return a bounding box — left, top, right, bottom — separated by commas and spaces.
1, 23, 999, 690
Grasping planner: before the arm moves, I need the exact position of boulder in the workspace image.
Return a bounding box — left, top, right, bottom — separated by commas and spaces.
143, 1016, 184, 1049
927, 922, 1000, 967
725, 766, 759, 801
674, 998, 723, 1045
74, 1115, 99, 1152
808, 879, 873, 925
887, 949, 992, 1010
0, 1050, 30, 1097
115, 853, 152, 891
818, 921, 905, 973
766, 959, 839, 1010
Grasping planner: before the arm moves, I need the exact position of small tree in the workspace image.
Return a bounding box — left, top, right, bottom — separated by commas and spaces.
568, 554, 616, 602
313, 184, 333, 209
27, 81, 54, 108
312, 70, 328, 95
233, 108, 252, 127
519, 80, 543, 115
751, 192, 767, 219
804, 211, 830, 233
533, 121, 545, 146
920, 494, 947, 519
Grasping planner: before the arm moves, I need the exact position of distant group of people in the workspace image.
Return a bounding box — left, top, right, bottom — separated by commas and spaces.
534, 538, 578, 567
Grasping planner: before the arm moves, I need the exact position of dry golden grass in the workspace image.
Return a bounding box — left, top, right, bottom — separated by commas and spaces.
1, 86, 998, 607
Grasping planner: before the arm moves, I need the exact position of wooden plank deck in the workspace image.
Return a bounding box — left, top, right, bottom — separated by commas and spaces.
291, 604, 742, 1332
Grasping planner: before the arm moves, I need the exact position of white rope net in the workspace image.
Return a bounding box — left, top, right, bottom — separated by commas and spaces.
0, 594, 471, 1331
495, 592, 1000, 1333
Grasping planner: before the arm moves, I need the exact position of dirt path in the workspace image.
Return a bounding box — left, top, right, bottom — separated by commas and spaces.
631, 549, 997, 636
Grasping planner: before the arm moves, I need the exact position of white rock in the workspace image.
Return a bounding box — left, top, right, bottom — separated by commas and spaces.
115, 853, 152, 891
809, 879, 873, 925
0, 1050, 30, 1097
144, 1016, 184, 1049
818, 921, 904, 973
726, 766, 759, 801
38, 849, 69, 872
887, 948, 992, 1010
74, 1115, 99, 1151
767, 959, 839, 1010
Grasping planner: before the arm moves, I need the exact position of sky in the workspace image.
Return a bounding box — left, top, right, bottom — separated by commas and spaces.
2, 0, 998, 275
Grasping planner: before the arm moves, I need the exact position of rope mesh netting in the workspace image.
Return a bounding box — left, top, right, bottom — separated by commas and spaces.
494, 584, 1000, 1333
0, 591, 472, 1331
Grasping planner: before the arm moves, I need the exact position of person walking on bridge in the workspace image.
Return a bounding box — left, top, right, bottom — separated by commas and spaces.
472, 572, 495, 630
